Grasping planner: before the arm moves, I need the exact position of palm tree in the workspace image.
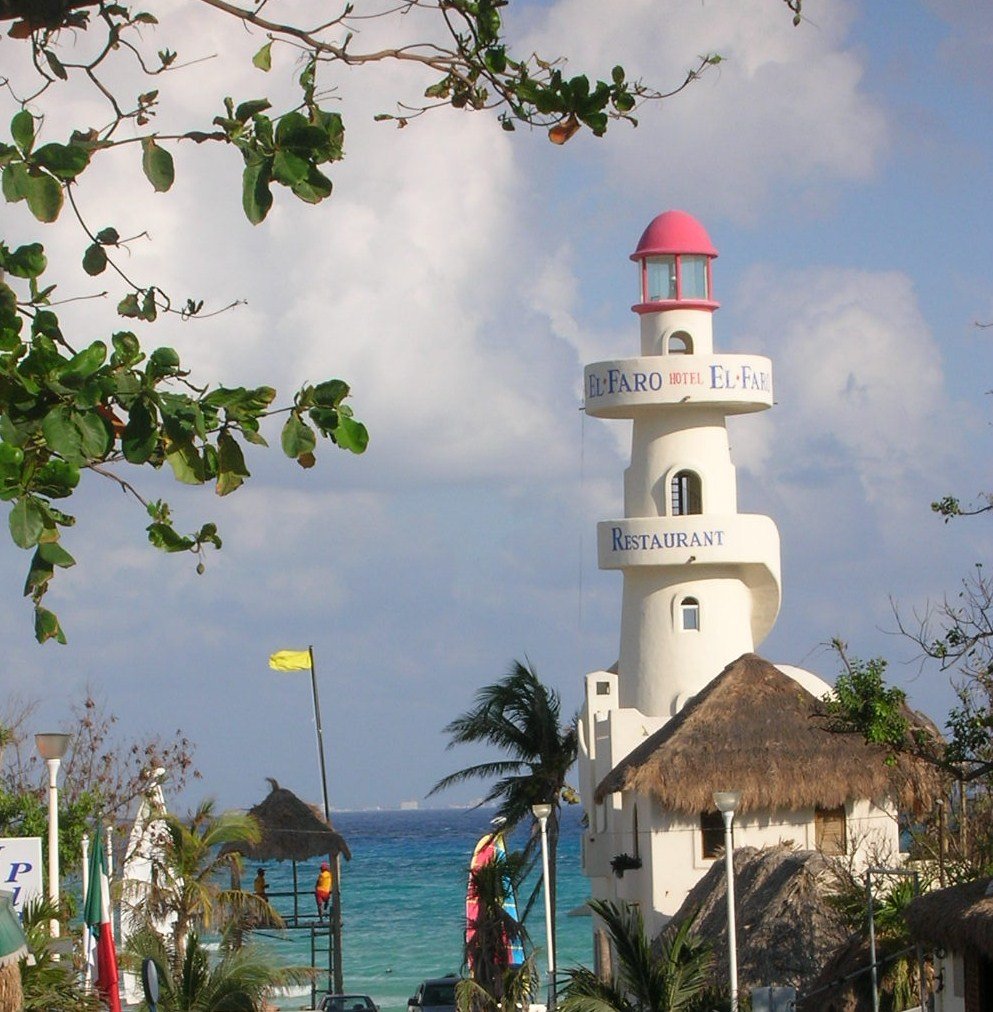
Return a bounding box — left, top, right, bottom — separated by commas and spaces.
136, 800, 279, 972
430, 660, 578, 953
122, 926, 308, 1012
464, 849, 531, 1003
560, 900, 714, 1012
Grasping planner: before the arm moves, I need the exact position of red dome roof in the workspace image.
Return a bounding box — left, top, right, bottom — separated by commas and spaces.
630, 210, 718, 260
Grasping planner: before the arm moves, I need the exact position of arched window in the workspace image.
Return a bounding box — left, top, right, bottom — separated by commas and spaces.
670, 470, 702, 515
667, 330, 693, 355
681, 597, 700, 631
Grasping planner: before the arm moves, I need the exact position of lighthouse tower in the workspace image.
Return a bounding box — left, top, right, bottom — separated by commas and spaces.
576, 212, 914, 950
586, 210, 780, 717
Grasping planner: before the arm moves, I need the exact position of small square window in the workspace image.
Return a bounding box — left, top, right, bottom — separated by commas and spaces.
596, 681, 611, 696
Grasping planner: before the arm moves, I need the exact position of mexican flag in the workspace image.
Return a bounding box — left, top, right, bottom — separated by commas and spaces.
84, 825, 122, 1012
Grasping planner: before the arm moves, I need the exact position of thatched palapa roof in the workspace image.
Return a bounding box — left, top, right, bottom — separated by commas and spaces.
594, 653, 942, 814
222, 778, 351, 862
663, 845, 850, 994
904, 877, 993, 959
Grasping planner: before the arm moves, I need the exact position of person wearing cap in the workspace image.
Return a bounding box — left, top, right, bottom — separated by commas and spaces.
314, 861, 333, 919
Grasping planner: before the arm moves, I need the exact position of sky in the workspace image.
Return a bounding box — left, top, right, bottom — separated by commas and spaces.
1, 0, 992, 815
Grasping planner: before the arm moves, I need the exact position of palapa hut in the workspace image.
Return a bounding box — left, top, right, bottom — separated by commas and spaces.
903, 877, 993, 1012
661, 845, 850, 996
222, 777, 351, 922
585, 654, 941, 935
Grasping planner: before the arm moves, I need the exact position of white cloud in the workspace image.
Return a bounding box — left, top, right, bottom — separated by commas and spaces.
519, 0, 886, 219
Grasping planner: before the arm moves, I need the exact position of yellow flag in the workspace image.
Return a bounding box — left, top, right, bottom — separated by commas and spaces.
268, 649, 312, 671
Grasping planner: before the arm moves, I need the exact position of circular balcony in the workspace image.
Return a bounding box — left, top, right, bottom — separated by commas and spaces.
584, 354, 773, 418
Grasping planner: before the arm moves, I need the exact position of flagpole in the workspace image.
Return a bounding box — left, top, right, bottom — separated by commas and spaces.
308, 645, 332, 824
307, 645, 342, 993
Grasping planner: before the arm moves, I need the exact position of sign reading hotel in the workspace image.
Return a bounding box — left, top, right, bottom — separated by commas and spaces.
0, 837, 42, 911
584, 354, 774, 416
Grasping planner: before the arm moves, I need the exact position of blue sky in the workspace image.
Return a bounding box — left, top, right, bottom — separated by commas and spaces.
1, 0, 991, 813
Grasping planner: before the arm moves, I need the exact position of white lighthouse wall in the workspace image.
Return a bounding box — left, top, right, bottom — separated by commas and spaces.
639, 308, 715, 356
625, 408, 738, 516
616, 570, 755, 716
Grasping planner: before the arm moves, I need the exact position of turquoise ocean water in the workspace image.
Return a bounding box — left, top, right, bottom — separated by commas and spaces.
246, 807, 591, 1011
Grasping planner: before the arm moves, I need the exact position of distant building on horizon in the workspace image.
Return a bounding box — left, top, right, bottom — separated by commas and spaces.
576, 211, 939, 952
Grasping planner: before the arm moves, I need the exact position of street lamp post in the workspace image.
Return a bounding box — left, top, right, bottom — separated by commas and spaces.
713, 790, 742, 1012
35, 733, 70, 938
531, 803, 556, 1010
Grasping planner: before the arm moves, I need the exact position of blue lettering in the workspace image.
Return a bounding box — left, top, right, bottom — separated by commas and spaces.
5, 862, 30, 883
618, 373, 632, 393
676, 533, 688, 548
607, 369, 621, 394
649, 372, 663, 391
633, 372, 646, 392
611, 526, 623, 551
703, 531, 714, 546
709, 364, 724, 389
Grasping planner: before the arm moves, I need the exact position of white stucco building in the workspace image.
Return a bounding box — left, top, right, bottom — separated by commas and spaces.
576, 211, 932, 945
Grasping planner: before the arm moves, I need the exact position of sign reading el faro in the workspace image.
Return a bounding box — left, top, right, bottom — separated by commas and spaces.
584, 354, 773, 417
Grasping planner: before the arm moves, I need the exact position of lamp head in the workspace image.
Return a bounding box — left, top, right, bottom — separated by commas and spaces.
35, 733, 70, 761
713, 790, 742, 814
531, 803, 553, 820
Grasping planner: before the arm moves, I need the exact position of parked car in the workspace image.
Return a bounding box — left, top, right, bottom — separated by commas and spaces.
407, 975, 459, 1012
320, 995, 379, 1012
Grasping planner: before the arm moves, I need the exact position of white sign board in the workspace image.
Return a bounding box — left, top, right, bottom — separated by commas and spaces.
0, 837, 43, 911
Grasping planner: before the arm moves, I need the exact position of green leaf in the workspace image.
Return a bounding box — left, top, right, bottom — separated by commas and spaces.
11, 110, 34, 154
44, 50, 68, 80
2, 163, 29, 203
146, 522, 195, 552
272, 148, 309, 187
312, 379, 350, 406
164, 439, 204, 484
38, 541, 75, 567
110, 330, 142, 367
332, 413, 368, 453
82, 243, 108, 276
216, 430, 249, 495
118, 293, 141, 318
281, 413, 316, 459
235, 99, 272, 122
33, 458, 80, 498
34, 606, 66, 645
140, 138, 175, 192
290, 165, 333, 204
4, 242, 46, 279
23, 171, 63, 222
32, 142, 90, 181
122, 400, 157, 463
41, 406, 111, 463
9, 497, 44, 548
242, 157, 274, 224
149, 346, 180, 372
63, 340, 107, 379
95, 226, 120, 245
253, 41, 273, 71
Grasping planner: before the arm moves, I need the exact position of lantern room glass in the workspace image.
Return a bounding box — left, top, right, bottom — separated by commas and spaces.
681, 255, 709, 300
645, 256, 677, 301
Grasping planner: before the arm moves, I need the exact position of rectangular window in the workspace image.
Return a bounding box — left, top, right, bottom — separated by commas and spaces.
645, 257, 676, 301
700, 810, 726, 859
681, 256, 709, 299
815, 806, 847, 855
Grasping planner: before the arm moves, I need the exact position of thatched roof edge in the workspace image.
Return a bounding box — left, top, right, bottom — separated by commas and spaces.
594, 653, 943, 815
904, 878, 993, 959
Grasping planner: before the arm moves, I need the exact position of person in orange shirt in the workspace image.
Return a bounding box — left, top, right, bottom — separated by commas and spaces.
315, 861, 333, 919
